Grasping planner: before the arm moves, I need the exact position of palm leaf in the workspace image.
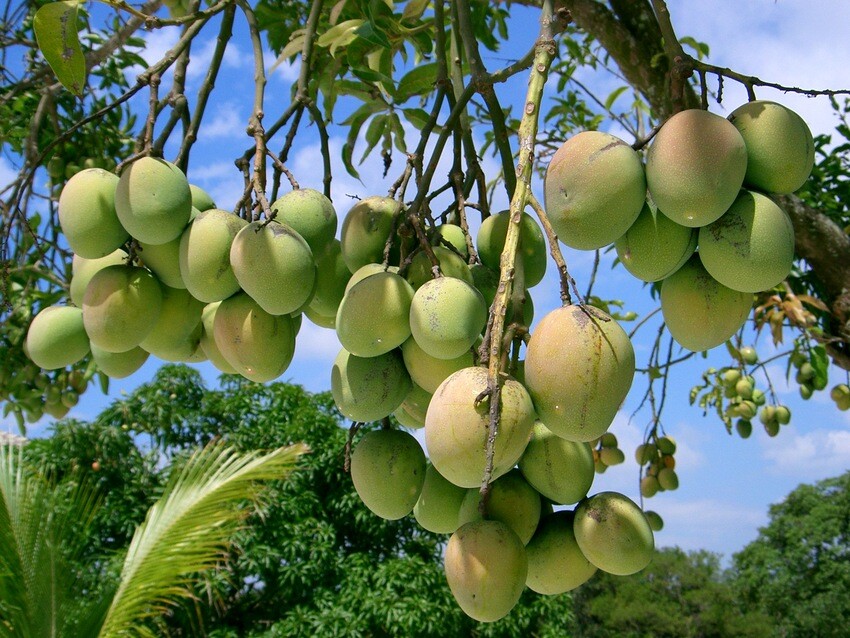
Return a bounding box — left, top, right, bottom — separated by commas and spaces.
0, 443, 101, 638
97, 441, 308, 638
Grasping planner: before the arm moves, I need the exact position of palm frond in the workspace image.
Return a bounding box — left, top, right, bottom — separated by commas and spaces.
0, 444, 102, 638
97, 441, 308, 638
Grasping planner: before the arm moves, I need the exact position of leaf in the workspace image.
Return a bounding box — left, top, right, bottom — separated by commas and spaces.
316, 19, 364, 53
340, 101, 383, 179
396, 63, 438, 102
273, 31, 306, 68
33, 1, 86, 96
329, 0, 349, 24
389, 112, 407, 153
360, 114, 387, 164
402, 0, 429, 21
401, 107, 432, 131
354, 20, 392, 49
604, 86, 628, 111
97, 442, 308, 636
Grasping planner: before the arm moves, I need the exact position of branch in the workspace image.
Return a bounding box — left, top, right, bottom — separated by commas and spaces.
479, 0, 563, 510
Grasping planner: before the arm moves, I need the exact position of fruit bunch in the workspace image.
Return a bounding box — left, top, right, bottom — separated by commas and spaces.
544, 100, 814, 353
636, 435, 678, 497
25, 156, 340, 388
691, 341, 794, 438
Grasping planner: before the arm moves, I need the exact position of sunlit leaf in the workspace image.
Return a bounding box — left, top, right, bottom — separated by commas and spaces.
33, 1, 86, 96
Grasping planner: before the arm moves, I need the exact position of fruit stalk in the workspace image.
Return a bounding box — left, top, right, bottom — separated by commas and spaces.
479, 1, 560, 509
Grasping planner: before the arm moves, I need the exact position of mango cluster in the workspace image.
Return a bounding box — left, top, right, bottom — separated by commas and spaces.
340, 228, 652, 622
26, 156, 340, 385
544, 101, 814, 353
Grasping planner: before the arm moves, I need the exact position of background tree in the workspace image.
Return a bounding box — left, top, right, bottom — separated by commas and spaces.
572, 547, 772, 638
733, 471, 850, 638
0, 435, 306, 637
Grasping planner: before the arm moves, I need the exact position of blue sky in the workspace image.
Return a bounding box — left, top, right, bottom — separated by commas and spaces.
4, 0, 850, 563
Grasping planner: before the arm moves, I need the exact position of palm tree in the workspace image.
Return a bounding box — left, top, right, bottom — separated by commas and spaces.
0, 440, 307, 637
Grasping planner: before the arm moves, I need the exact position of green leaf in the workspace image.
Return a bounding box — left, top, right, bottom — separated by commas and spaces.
402, 0, 429, 21
274, 30, 306, 67
360, 114, 387, 164
33, 1, 86, 96
396, 63, 438, 102
389, 112, 407, 153
354, 21, 392, 49
402, 107, 434, 131
679, 35, 710, 60
604, 86, 628, 111
97, 442, 307, 636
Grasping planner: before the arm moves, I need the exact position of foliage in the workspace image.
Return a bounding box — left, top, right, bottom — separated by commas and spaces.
733, 470, 850, 638
572, 547, 772, 638
0, 426, 306, 637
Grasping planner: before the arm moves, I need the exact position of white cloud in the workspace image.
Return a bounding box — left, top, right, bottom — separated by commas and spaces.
0, 156, 19, 193
761, 428, 850, 480
186, 39, 250, 81
198, 105, 247, 140
652, 497, 767, 557
134, 28, 180, 73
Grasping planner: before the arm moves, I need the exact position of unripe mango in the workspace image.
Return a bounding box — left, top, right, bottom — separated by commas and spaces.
138, 208, 198, 289
213, 292, 296, 382
432, 223, 469, 258
414, 463, 467, 533
573, 491, 655, 575
476, 211, 547, 287
199, 302, 236, 373
336, 271, 414, 357
189, 184, 215, 211
58, 168, 127, 258
91, 344, 149, 378
331, 348, 411, 422
340, 196, 401, 273
544, 131, 647, 249
70, 249, 127, 306
519, 421, 595, 504
270, 188, 337, 255
397, 381, 431, 427
409, 277, 487, 360
729, 100, 814, 194
445, 520, 527, 622
231, 221, 316, 315
425, 366, 535, 488
179, 209, 247, 303
660, 255, 752, 352
401, 336, 474, 394
615, 203, 697, 282
115, 157, 192, 245
526, 510, 597, 594
350, 429, 426, 520
646, 109, 748, 227
406, 246, 473, 290
344, 263, 399, 294
457, 469, 541, 545
82, 265, 163, 353
139, 285, 205, 361
307, 239, 350, 318
699, 190, 794, 293
26, 306, 90, 370
524, 305, 635, 442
